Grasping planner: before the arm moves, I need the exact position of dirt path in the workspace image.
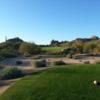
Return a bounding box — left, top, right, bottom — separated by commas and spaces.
0, 86, 10, 95
0, 78, 21, 95
0, 66, 61, 95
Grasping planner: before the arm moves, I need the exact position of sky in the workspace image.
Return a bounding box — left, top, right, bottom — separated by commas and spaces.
0, 0, 100, 44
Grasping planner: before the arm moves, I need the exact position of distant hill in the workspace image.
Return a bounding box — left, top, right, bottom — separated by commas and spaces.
50, 36, 100, 45
0, 37, 24, 59
72, 36, 100, 43
0, 37, 41, 59
7, 37, 24, 43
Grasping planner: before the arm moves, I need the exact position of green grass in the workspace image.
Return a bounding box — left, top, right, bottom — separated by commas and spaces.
1, 64, 100, 100
42, 46, 64, 54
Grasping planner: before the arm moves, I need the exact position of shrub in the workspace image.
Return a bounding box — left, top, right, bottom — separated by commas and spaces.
54, 61, 66, 66
0, 65, 4, 69
0, 67, 24, 80
95, 61, 100, 64
32, 56, 43, 60
66, 54, 73, 58
73, 55, 79, 59
83, 61, 90, 64
16, 60, 23, 65
19, 42, 41, 55
34, 59, 47, 67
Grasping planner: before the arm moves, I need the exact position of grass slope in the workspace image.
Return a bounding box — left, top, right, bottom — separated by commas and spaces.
1, 64, 100, 100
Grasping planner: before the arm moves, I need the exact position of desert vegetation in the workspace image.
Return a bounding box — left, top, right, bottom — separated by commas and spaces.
0, 36, 100, 60
0, 67, 24, 80
0, 37, 41, 60
53, 60, 66, 66
42, 36, 100, 58
33, 59, 47, 68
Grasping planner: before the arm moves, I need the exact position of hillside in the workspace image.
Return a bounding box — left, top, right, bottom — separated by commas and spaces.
1, 64, 100, 100
6, 37, 24, 43
0, 36, 99, 59
0, 37, 24, 59
0, 37, 41, 59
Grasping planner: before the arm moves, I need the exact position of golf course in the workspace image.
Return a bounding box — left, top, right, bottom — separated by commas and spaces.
0, 0, 100, 99
0, 64, 100, 100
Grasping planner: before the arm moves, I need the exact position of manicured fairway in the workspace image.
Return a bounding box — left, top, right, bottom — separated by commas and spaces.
1, 64, 100, 100
42, 46, 64, 54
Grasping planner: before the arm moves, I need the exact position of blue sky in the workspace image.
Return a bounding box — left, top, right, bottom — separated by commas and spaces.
0, 0, 100, 44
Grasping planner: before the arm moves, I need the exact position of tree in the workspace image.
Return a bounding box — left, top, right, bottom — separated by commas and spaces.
19, 42, 41, 56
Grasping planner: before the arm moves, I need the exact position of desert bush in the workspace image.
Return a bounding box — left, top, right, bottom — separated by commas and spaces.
0, 67, 24, 80
66, 54, 73, 58
83, 61, 90, 64
16, 60, 23, 65
53, 61, 66, 66
0, 65, 4, 69
34, 59, 47, 67
95, 61, 100, 64
73, 55, 79, 59
19, 42, 41, 55
32, 55, 43, 60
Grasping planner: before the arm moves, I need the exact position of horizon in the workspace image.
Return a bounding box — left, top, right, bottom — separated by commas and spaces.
0, 0, 100, 44
1, 35, 100, 45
